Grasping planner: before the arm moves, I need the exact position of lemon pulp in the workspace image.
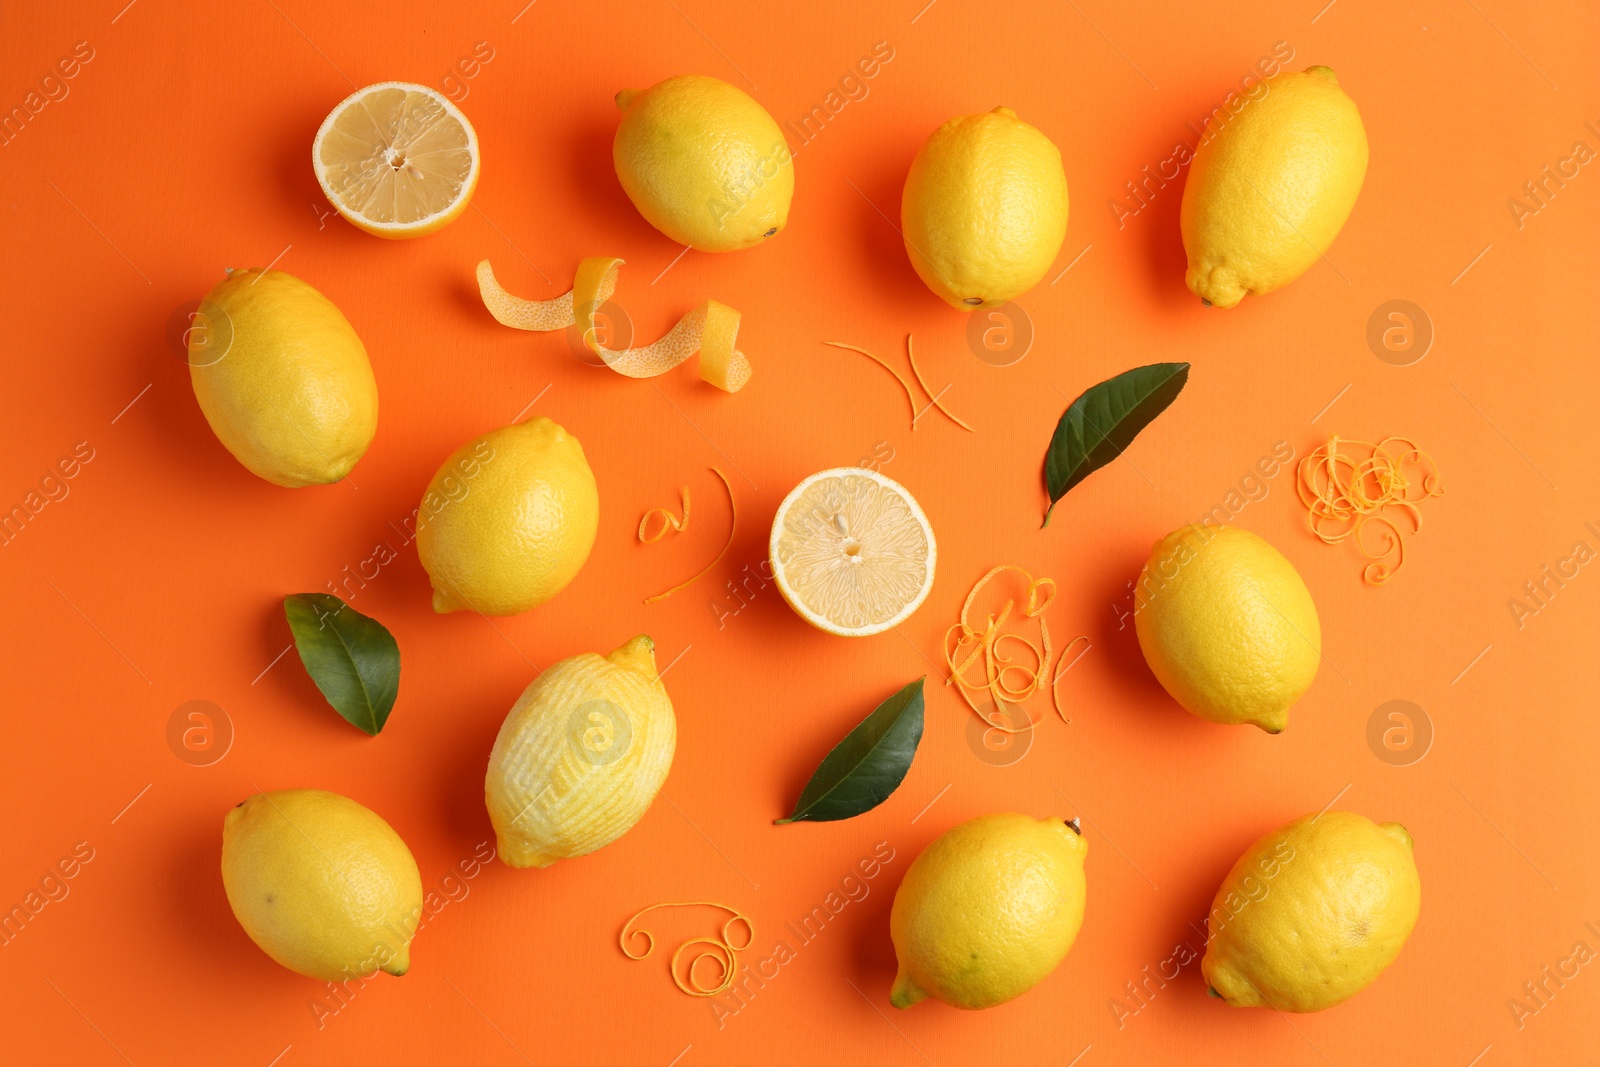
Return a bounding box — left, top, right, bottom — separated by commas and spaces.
769, 469, 935, 637
313, 82, 479, 238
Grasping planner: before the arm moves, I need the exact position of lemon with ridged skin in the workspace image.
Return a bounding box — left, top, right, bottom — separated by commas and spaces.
188, 269, 377, 487
486, 636, 676, 868
1181, 66, 1368, 308
890, 813, 1087, 1010
613, 75, 793, 252
901, 107, 1068, 310
221, 789, 423, 981
1134, 525, 1320, 733
416, 417, 598, 615
1203, 811, 1420, 1011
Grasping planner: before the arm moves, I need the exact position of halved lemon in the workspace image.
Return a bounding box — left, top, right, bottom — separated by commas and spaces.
313, 82, 480, 239
769, 468, 936, 637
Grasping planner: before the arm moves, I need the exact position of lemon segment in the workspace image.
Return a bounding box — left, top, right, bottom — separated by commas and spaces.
769, 468, 935, 637
221, 789, 424, 981
313, 82, 480, 239
1202, 811, 1421, 1012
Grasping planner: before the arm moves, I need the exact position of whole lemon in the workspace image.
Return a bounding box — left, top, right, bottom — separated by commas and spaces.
1203, 811, 1420, 1011
1180, 66, 1368, 308
221, 789, 423, 981
901, 107, 1068, 310
890, 813, 1087, 1010
613, 75, 793, 252
486, 635, 676, 868
416, 417, 598, 615
1134, 525, 1320, 733
188, 269, 377, 487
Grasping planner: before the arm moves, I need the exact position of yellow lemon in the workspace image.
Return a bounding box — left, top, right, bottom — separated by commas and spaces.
312, 82, 479, 239
221, 789, 423, 981
1134, 524, 1320, 733
890, 813, 1087, 1009
486, 636, 676, 868
613, 75, 792, 252
1203, 811, 1420, 1012
1180, 66, 1368, 308
901, 107, 1068, 310
188, 269, 377, 488
769, 468, 936, 637
416, 417, 598, 615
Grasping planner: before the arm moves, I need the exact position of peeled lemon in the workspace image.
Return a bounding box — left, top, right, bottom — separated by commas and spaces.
416, 417, 599, 616
221, 789, 423, 981
891, 813, 1088, 1009
901, 107, 1068, 309
769, 468, 936, 637
313, 81, 479, 239
486, 636, 676, 868
613, 74, 792, 252
188, 268, 377, 488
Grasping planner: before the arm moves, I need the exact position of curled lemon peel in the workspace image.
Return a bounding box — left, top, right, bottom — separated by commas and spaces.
639, 485, 691, 543
944, 566, 1086, 736
645, 468, 735, 603
907, 334, 975, 432
1050, 634, 1091, 724
620, 901, 754, 997
477, 258, 751, 392
1296, 435, 1443, 585
822, 342, 919, 428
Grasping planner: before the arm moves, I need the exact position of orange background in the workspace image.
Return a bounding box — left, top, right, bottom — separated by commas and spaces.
2, 0, 1597, 1063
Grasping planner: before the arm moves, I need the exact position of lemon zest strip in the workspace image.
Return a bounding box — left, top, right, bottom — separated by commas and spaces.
1296, 434, 1443, 585
620, 901, 754, 997
907, 334, 974, 432
645, 468, 735, 603
639, 485, 691, 543
821, 341, 920, 428
943, 565, 1085, 735
477, 258, 751, 392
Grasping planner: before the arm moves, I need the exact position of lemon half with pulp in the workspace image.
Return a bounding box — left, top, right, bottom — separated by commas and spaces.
313, 81, 479, 239
769, 468, 935, 637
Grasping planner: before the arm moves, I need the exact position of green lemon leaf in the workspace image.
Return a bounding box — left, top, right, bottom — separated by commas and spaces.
283, 593, 399, 736
1042, 362, 1190, 527
776, 678, 924, 824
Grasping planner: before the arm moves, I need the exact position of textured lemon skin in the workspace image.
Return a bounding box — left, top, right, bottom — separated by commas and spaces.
613, 75, 793, 252
416, 417, 598, 615
890, 813, 1087, 1010
1180, 66, 1368, 308
485, 636, 676, 868
1135, 525, 1320, 733
189, 270, 377, 487
901, 107, 1068, 310
221, 790, 423, 981
1203, 811, 1420, 1012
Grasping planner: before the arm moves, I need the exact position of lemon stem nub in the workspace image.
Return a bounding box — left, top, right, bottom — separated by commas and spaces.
1065, 817, 1082, 835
